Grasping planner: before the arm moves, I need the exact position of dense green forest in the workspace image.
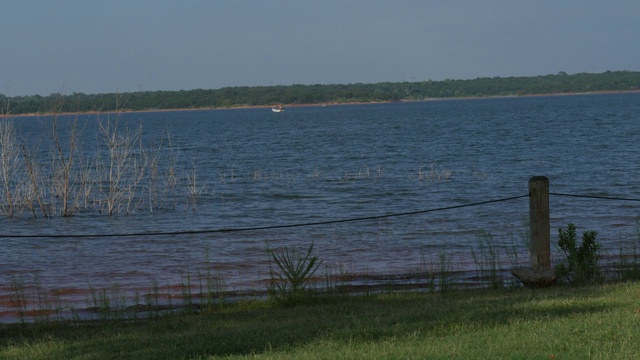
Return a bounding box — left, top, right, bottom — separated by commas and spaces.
1, 70, 639, 115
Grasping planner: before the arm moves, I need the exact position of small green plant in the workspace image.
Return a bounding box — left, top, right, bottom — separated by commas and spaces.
88, 282, 127, 320
32, 273, 52, 323
181, 271, 195, 313
132, 291, 141, 319
614, 225, 640, 281
199, 247, 226, 308
418, 249, 436, 291
144, 278, 161, 318
323, 260, 355, 295
9, 274, 28, 323
437, 249, 456, 292
88, 283, 109, 320
556, 223, 601, 284
615, 246, 640, 281
267, 241, 322, 305
471, 230, 503, 289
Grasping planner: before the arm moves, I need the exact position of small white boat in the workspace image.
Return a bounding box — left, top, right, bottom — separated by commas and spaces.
271, 105, 284, 112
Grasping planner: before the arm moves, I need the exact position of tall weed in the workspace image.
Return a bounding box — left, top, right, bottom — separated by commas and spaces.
267, 241, 322, 305
471, 230, 503, 289
556, 223, 601, 284
614, 224, 640, 281
437, 249, 456, 292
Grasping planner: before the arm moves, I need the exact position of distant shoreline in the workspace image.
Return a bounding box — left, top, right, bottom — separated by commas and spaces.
2, 90, 639, 118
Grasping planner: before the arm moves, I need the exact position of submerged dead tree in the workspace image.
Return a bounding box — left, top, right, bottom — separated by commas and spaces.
97, 111, 146, 215
0, 118, 21, 217
45, 95, 92, 217
0, 94, 201, 219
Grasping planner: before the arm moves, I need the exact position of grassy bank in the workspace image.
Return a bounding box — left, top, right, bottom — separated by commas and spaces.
1, 282, 639, 359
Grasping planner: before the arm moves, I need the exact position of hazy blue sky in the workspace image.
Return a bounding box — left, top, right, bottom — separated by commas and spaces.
2, 0, 639, 96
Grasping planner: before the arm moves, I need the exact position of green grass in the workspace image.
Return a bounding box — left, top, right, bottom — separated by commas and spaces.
1, 282, 640, 359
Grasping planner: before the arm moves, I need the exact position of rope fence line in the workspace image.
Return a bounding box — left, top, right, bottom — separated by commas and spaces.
0, 194, 530, 239
549, 192, 640, 202
2, 192, 639, 239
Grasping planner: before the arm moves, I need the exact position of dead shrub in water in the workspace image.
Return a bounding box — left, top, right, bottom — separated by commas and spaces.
0, 96, 203, 218
42, 95, 91, 217
417, 161, 452, 182
0, 118, 21, 217
96, 107, 146, 215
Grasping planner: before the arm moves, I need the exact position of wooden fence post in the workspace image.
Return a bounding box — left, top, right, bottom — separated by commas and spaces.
529, 176, 550, 272
511, 176, 556, 287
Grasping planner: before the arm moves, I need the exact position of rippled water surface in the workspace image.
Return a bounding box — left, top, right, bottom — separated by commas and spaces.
2, 93, 640, 320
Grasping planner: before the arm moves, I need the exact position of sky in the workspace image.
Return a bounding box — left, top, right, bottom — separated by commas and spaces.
2, 0, 639, 97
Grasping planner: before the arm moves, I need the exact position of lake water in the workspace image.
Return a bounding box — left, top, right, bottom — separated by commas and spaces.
2, 93, 640, 321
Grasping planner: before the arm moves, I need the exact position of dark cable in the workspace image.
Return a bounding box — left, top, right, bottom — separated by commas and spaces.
550, 192, 640, 202
0, 194, 530, 239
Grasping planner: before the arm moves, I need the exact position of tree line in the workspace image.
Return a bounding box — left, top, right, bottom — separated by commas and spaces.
2, 70, 639, 115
